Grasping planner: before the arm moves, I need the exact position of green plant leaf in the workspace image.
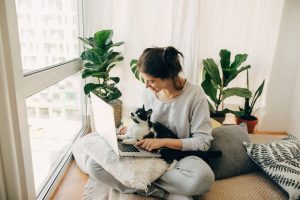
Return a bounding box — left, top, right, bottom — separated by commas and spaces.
107, 88, 122, 101
81, 69, 93, 78
207, 100, 216, 113
130, 59, 145, 82
94, 30, 113, 49
222, 87, 252, 100
201, 73, 218, 103
223, 65, 251, 87
84, 83, 104, 95
110, 77, 120, 84
93, 71, 109, 78
203, 58, 221, 86
219, 49, 231, 69
231, 54, 248, 69
250, 80, 265, 109
110, 41, 125, 47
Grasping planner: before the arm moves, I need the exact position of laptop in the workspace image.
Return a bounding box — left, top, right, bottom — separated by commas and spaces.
90, 92, 161, 157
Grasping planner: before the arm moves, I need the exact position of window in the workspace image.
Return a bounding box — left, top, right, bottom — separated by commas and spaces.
15, 0, 80, 73
5, 0, 87, 198
26, 73, 83, 193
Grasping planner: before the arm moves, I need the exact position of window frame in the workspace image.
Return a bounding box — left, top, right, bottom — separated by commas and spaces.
0, 0, 87, 199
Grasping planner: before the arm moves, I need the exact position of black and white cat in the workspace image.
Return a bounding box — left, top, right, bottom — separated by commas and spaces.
117, 106, 222, 162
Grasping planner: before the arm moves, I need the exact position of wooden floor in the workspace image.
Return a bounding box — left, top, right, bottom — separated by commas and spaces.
51, 160, 89, 200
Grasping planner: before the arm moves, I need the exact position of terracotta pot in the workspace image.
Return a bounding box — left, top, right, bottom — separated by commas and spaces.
235, 117, 258, 133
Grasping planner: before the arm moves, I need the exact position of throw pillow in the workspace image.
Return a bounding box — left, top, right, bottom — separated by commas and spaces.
209, 123, 258, 179
244, 135, 300, 200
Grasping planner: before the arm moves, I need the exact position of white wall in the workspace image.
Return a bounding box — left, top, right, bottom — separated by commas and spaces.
287, 65, 300, 137
260, 0, 300, 132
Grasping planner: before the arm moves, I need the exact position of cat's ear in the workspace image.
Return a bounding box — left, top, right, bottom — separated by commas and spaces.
147, 109, 153, 117
142, 104, 145, 110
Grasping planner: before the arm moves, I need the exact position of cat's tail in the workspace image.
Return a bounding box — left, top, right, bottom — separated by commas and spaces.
159, 148, 222, 163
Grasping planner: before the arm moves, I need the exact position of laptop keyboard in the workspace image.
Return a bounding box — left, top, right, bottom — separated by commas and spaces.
118, 142, 140, 152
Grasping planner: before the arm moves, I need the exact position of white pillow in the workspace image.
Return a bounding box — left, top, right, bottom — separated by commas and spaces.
72, 132, 168, 190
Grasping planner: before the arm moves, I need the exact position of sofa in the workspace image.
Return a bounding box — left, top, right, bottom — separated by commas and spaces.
79, 120, 296, 200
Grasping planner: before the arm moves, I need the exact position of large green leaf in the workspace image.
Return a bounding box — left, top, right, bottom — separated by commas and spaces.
110, 77, 120, 84
94, 30, 113, 49
130, 59, 144, 82
250, 80, 265, 109
222, 87, 252, 100
203, 58, 221, 86
223, 65, 251, 87
107, 88, 122, 101
231, 54, 248, 69
219, 49, 231, 69
84, 62, 99, 70
81, 69, 94, 78
201, 73, 218, 103
84, 83, 104, 95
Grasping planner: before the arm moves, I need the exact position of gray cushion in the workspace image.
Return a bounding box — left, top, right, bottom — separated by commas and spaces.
209, 124, 258, 179
244, 135, 300, 200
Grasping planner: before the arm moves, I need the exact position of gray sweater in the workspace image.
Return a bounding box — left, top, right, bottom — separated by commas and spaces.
143, 80, 213, 151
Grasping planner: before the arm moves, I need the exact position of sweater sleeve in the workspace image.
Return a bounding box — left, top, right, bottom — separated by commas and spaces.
181, 96, 213, 151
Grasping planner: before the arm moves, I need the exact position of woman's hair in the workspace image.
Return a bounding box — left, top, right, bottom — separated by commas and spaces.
137, 46, 184, 80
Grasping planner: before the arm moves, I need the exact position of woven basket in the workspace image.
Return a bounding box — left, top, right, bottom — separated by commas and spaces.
109, 99, 122, 128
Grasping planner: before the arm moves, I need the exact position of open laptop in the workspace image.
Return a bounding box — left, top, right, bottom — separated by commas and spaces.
90, 92, 161, 157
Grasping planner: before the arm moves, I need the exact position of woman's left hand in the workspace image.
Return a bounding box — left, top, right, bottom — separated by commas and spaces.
136, 138, 165, 152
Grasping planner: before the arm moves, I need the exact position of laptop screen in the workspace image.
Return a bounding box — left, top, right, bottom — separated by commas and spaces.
90, 92, 119, 155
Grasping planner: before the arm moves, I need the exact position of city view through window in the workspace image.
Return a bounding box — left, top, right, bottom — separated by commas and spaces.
15, 0, 83, 193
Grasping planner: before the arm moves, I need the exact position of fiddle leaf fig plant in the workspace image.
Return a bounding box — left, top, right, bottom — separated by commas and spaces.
79, 30, 124, 102
201, 49, 252, 116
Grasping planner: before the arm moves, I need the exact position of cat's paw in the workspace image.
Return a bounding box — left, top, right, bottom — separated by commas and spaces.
117, 134, 127, 139
167, 160, 178, 171
122, 139, 138, 145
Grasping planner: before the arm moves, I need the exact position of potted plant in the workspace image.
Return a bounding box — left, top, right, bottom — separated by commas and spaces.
201, 49, 252, 123
232, 69, 265, 133
79, 30, 124, 127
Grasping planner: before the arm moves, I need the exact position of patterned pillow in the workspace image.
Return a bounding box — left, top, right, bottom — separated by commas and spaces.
244, 135, 300, 200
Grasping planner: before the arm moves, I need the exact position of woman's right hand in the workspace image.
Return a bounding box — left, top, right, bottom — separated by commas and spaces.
118, 126, 127, 135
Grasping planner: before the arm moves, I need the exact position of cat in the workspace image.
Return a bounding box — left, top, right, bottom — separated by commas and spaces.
117, 105, 222, 163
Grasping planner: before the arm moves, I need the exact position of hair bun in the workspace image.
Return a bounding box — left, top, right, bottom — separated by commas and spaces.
163, 46, 178, 62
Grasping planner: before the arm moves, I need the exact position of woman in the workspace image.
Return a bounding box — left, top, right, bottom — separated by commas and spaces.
86, 46, 214, 199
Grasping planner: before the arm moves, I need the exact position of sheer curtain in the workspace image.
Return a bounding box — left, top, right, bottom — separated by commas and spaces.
83, 0, 284, 108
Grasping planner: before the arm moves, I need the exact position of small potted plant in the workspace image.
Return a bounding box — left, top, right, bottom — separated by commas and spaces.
79, 30, 124, 127
232, 69, 265, 133
201, 49, 252, 123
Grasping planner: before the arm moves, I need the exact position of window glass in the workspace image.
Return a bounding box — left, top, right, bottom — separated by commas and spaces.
15, 0, 79, 73
26, 72, 83, 193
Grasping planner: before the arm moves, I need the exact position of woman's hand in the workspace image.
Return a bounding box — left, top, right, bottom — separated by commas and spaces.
136, 138, 166, 151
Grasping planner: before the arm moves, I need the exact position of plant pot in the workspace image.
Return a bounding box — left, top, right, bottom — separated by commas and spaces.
210, 112, 226, 124
235, 117, 258, 133
109, 99, 122, 128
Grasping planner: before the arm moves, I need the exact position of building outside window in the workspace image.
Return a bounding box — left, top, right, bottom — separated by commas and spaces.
12, 0, 86, 198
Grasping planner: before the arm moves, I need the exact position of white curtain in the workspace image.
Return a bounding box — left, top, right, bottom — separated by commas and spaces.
83, 0, 284, 108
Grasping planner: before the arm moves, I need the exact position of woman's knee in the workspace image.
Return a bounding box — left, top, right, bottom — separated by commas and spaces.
176, 156, 215, 196
186, 157, 214, 195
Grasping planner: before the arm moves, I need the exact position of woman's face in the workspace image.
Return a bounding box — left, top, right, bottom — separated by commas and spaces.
140, 72, 167, 93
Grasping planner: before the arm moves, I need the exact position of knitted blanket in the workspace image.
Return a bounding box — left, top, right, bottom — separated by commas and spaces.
72, 132, 168, 190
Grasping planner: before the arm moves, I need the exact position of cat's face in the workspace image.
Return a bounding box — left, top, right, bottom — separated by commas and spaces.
131, 105, 152, 124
